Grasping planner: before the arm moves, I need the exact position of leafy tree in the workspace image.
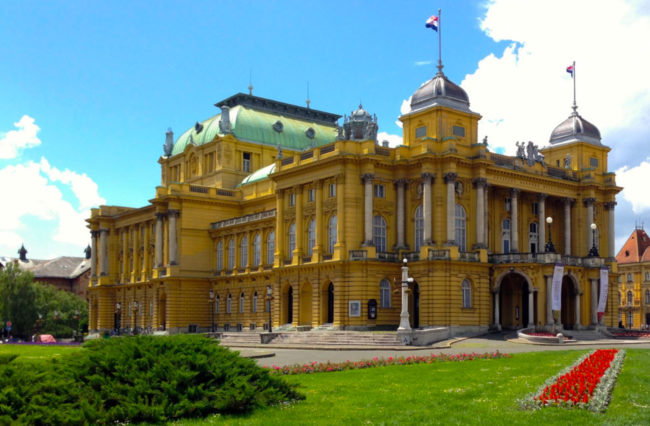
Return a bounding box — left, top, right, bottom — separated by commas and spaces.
34, 282, 87, 338
0, 263, 39, 339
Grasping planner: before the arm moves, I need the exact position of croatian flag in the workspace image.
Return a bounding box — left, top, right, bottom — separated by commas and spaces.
566, 64, 574, 77
425, 15, 439, 31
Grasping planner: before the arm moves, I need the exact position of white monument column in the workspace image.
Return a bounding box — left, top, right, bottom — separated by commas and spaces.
398, 259, 412, 331
605, 201, 617, 258
155, 212, 164, 267
99, 228, 109, 276
575, 291, 581, 329
422, 173, 433, 244
362, 174, 374, 245
584, 198, 595, 255
538, 194, 546, 252
90, 230, 98, 277
590, 278, 598, 325
511, 189, 520, 252
484, 185, 489, 247
564, 198, 573, 255
444, 173, 457, 244
168, 210, 179, 265
528, 290, 534, 328
546, 275, 553, 325
474, 178, 487, 248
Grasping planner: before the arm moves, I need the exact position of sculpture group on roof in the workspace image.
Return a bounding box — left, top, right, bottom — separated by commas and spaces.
516, 141, 545, 167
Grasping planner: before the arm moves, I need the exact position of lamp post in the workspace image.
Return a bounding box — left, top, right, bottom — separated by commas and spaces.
132, 301, 139, 335
266, 285, 274, 333
73, 309, 80, 340
115, 302, 121, 335
208, 289, 215, 333
398, 258, 413, 331
588, 223, 599, 257
545, 216, 555, 253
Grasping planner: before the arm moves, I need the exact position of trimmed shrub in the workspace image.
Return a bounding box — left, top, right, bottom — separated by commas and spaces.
0, 335, 302, 424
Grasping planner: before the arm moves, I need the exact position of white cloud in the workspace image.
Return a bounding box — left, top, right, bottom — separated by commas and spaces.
39, 158, 105, 210
414, 60, 433, 66
0, 115, 41, 159
616, 159, 650, 213
394, 97, 412, 128
377, 131, 403, 147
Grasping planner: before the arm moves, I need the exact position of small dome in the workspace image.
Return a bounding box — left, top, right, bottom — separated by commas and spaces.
410, 72, 470, 113
549, 111, 601, 145
350, 104, 373, 122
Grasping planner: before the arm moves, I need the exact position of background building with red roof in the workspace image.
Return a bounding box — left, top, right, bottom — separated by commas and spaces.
615, 227, 650, 327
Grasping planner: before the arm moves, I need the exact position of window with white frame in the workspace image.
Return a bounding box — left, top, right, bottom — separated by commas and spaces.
529, 222, 538, 253
215, 295, 220, 314
462, 279, 472, 308
328, 215, 337, 253
502, 219, 511, 253
253, 233, 261, 266
628, 273, 633, 282
307, 219, 316, 256
253, 292, 258, 313
628, 310, 633, 327
288, 222, 296, 256
329, 183, 336, 197
373, 215, 387, 252
308, 188, 315, 202
628, 290, 634, 306
380, 279, 391, 308
216, 240, 223, 271
645, 272, 650, 282
266, 231, 275, 264
374, 184, 385, 198
531, 202, 538, 215
646, 290, 650, 305
240, 235, 248, 268
455, 204, 466, 251
414, 204, 424, 251
227, 294, 232, 314
505, 198, 511, 212
242, 152, 251, 172
227, 239, 235, 270
289, 193, 295, 206
240, 292, 245, 313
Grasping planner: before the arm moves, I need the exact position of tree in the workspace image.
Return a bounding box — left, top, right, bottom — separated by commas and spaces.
34, 282, 88, 337
0, 263, 39, 339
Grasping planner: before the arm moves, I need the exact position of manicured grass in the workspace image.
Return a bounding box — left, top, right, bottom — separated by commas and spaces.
0, 344, 82, 365
178, 349, 650, 425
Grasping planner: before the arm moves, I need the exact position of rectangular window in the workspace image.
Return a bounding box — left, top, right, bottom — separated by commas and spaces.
329, 183, 336, 197
590, 157, 599, 168
415, 126, 427, 138
531, 202, 538, 215
373, 184, 385, 198
505, 198, 511, 212
627, 273, 633, 282
452, 125, 465, 137
308, 188, 315, 202
289, 193, 295, 206
646, 272, 650, 281
243, 152, 251, 172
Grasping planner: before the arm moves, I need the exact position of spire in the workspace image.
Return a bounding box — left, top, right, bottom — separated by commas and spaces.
436, 9, 443, 75
248, 69, 253, 95
18, 244, 27, 262
571, 61, 577, 115
306, 81, 310, 109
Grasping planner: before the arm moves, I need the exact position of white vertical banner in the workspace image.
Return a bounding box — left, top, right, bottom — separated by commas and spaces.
597, 267, 609, 314
551, 263, 564, 311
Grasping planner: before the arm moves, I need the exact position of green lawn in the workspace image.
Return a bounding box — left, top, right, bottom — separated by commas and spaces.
0, 343, 82, 365
178, 349, 650, 425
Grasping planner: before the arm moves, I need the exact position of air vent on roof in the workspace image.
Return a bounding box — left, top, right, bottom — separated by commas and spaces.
305, 127, 315, 139
626, 250, 630, 256
273, 121, 283, 132
195, 122, 204, 133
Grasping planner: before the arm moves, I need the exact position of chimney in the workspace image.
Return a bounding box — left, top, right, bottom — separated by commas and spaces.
163, 128, 174, 157
382, 140, 389, 147
18, 244, 27, 262
219, 106, 232, 134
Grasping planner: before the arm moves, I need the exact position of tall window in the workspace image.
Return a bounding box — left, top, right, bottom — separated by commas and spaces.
529, 222, 538, 253
227, 239, 235, 270
628, 291, 633, 306
307, 219, 316, 256
328, 215, 337, 253
240, 292, 245, 313
414, 205, 424, 251
242, 152, 251, 172
455, 204, 466, 251
253, 233, 261, 266
373, 215, 387, 252
253, 292, 258, 313
216, 240, 223, 271
627, 273, 633, 282
531, 202, 539, 215
646, 290, 650, 305
215, 295, 220, 314
240, 235, 248, 268
374, 184, 385, 198
288, 222, 296, 256
266, 231, 275, 264
462, 279, 472, 308
227, 294, 232, 314
628, 311, 633, 327
380, 279, 391, 308
502, 219, 511, 253
308, 188, 315, 202
329, 183, 336, 197
289, 193, 295, 206
646, 272, 650, 282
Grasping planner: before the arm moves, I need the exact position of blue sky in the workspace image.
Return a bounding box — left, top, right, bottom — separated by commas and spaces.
1, 0, 650, 259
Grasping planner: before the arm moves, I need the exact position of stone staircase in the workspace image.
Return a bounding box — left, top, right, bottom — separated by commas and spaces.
217, 330, 404, 347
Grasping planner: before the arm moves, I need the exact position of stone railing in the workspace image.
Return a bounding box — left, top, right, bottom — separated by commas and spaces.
349, 250, 367, 260
489, 252, 605, 267
403, 252, 420, 262
459, 251, 479, 262
376, 251, 399, 262
211, 209, 276, 230
428, 249, 450, 260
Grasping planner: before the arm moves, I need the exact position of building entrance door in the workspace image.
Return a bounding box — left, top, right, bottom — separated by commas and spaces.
561, 276, 577, 329
499, 273, 530, 329
327, 283, 334, 323
287, 286, 293, 324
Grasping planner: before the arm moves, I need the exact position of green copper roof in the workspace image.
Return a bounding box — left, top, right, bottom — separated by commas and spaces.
171, 103, 339, 156
237, 162, 276, 187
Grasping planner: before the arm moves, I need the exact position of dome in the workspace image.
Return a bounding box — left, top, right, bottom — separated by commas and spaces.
549, 110, 601, 145
350, 104, 373, 122
410, 72, 471, 113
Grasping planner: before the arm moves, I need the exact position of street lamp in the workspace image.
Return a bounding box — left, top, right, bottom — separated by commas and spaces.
209, 289, 215, 333
115, 302, 121, 335
132, 301, 139, 335
398, 258, 413, 331
588, 223, 599, 257
73, 309, 80, 339
545, 216, 555, 253
266, 285, 273, 333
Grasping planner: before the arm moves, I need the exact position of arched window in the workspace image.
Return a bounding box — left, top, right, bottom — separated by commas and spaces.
227, 239, 235, 270
239, 292, 245, 313
253, 233, 261, 266
455, 204, 466, 251
502, 219, 511, 253
529, 222, 538, 253
240, 235, 248, 268
253, 291, 258, 313
266, 231, 275, 265
414, 205, 424, 251
628, 311, 633, 328
328, 215, 337, 254
216, 240, 223, 271
307, 219, 316, 256
380, 279, 391, 308
462, 279, 472, 308
373, 215, 387, 252
215, 295, 220, 314
227, 294, 232, 314
288, 222, 296, 256
627, 291, 633, 306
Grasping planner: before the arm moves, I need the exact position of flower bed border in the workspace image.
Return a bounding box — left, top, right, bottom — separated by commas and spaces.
520, 349, 625, 412
264, 351, 511, 375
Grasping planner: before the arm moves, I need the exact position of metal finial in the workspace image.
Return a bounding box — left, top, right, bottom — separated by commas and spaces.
571, 61, 577, 115
306, 81, 310, 109
248, 69, 253, 95
436, 9, 443, 75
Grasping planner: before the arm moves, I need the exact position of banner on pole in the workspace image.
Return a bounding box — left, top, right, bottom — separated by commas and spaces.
597, 267, 609, 314
551, 263, 564, 311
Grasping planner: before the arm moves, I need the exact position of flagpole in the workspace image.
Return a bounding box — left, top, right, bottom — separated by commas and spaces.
572, 61, 576, 113
437, 8, 442, 74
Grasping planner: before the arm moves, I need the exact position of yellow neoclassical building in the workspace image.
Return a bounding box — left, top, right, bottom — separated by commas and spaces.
616, 228, 650, 328
87, 67, 621, 338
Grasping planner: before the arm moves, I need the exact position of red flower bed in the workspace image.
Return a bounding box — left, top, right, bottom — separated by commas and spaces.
524, 332, 556, 337
264, 351, 511, 375
534, 349, 618, 406
612, 331, 650, 338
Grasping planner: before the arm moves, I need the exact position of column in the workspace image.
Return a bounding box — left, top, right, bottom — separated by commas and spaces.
334, 175, 346, 258
90, 230, 98, 277
295, 185, 304, 259
395, 179, 407, 248
362, 174, 374, 245
511, 189, 520, 252
274, 189, 285, 266
122, 229, 128, 281
473, 178, 487, 248
590, 278, 598, 325
99, 228, 109, 276
484, 185, 489, 248
546, 275, 553, 325
538, 194, 546, 253
422, 174, 433, 244
314, 180, 324, 258
528, 290, 534, 327
605, 202, 617, 258
493, 290, 500, 329
142, 223, 150, 277
584, 198, 595, 255
444, 173, 457, 244
168, 210, 178, 265
155, 213, 164, 267
564, 198, 572, 255
398, 261, 411, 331
575, 291, 581, 328
132, 226, 138, 279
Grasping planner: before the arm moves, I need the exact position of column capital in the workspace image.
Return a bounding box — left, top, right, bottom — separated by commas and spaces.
510, 188, 521, 196
537, 193, 547, 201
583, 197, 596, 206
91, 230, 100, 238
472, 177, 487, 187
99, 228, 110, 234
604, 201, 617, 210
155, 212, 167, 220
394, 178, 409, 187
167, 209, 180, 217
443, 172, 457, 183
421, 172, 435, 182
564, 197, 575, 205
361, 173, 375, 182
315, 179, 323, 189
